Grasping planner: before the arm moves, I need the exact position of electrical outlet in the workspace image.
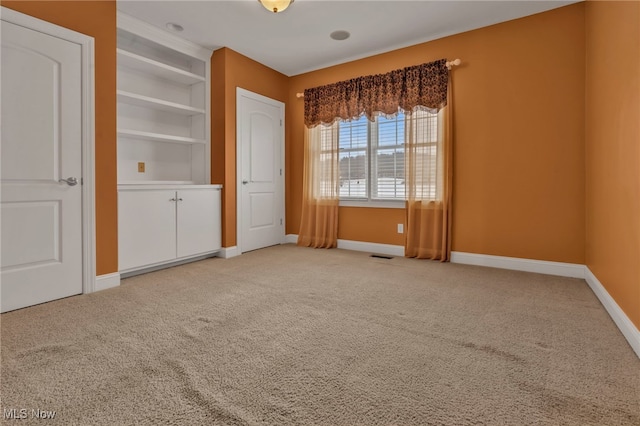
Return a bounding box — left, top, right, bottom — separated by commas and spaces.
397, 223, 404, 234
138, 162, 145, 173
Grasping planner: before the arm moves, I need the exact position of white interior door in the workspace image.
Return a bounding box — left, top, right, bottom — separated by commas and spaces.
237, 89, 284, 253
1, 19, 84, 312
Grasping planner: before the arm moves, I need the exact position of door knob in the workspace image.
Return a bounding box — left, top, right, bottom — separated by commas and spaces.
59, 177, 78, 186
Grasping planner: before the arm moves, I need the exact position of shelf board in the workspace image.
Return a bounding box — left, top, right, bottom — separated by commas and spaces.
117, 128, 206, 145
117, 90, 205, 116
117, 49, 205, 85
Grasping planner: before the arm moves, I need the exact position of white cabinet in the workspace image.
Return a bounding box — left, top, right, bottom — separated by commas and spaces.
177, 188, 222, 258
116, 12, 211, 185
118, 189, 177, 271
118, 186, 222, 273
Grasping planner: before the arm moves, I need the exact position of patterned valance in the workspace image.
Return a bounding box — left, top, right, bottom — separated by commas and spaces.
304, 59, 448, 127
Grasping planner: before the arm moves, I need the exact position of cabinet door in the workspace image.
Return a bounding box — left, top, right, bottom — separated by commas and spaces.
118, 190, 177, 271
177, 188, 221, 258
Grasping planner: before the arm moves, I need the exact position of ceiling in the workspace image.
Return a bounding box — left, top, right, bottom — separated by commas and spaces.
117, 0, 579, 76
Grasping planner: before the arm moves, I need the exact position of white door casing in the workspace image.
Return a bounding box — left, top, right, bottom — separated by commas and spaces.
0, 8, 95, 312
236, 88, 285, 253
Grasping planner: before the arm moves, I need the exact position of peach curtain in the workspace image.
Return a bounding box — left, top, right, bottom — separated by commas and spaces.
297, 124, 340, 248
405, 76, 453, 261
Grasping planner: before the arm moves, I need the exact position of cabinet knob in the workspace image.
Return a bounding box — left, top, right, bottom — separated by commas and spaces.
170, 198, 176, 201
242, 180, 249, 185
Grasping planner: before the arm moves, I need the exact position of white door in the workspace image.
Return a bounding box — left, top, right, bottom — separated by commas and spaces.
177, 188, 222, 258
1, 19, 83, 312
118, 190, 177, 271
237, 89, 284, 253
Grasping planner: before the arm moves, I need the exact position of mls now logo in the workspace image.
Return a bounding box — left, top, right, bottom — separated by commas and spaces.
3, 409, 27, 420
3, 408, 56, 420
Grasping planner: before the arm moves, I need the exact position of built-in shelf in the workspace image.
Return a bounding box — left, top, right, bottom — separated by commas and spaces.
117, 48, 205, 85
117, 90, 205, 116
117, 14, 210, 186
117, 13, 218, 277
117, 128, 206, 145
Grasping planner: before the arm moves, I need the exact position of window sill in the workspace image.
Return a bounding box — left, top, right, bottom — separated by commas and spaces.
339, 200, 405, 209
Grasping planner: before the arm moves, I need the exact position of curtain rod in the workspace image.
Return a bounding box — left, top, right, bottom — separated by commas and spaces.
295, 58, 461, 98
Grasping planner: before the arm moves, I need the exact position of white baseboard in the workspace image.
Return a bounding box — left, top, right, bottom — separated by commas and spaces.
450, 251, 585, 279
95, 272, 120, 292
285, 234, 298, 244
585, 267, 640, 359
284, 234, 404, 257
120, 254, 217, 278
218, 246, 240, 259
337, 239, 405, 257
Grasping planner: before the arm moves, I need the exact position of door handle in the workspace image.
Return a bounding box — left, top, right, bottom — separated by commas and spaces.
59, 177, 78, 186
242, 180, 249, 185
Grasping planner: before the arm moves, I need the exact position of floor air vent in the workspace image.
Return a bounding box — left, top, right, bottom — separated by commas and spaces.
370, 254, 394, 260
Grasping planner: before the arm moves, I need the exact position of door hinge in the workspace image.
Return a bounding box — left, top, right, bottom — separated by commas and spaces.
280, 119, 283, 126
280, 218, 283, 226
280, 169, 282, 176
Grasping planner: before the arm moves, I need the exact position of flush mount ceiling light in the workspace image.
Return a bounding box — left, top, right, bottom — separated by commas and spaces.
258, 0, 294, 13
330, 30, 350, 41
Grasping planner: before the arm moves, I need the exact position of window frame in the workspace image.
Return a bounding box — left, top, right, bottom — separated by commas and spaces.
337, 115, 406, 209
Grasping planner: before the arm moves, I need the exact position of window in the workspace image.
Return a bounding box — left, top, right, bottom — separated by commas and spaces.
318, 111, 438, 203
372, 114, 406, 200
337, 116, 368, 198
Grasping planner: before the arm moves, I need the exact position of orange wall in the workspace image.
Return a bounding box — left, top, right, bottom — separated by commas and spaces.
288, 3, 586, 263
211, 48, 289, 247
585, 1, 640, 329
2, 1, 118, 275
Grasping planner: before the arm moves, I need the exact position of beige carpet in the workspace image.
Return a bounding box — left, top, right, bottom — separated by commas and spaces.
1, 244, 639, 425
